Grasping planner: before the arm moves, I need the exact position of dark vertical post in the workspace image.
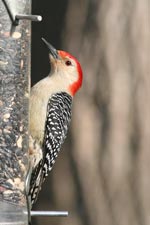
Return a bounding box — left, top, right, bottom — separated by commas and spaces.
0, 0, 30, 224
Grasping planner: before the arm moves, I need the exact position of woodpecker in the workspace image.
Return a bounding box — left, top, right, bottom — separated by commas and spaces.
28, 38, 83, 205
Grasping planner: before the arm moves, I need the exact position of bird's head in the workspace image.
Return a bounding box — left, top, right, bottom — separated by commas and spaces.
42, 38, 83, 96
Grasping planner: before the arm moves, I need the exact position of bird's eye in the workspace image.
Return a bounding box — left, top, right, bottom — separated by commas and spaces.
65, 60, 72, 66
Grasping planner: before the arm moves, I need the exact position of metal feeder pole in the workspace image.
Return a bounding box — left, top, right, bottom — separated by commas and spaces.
0, 0, 31, 224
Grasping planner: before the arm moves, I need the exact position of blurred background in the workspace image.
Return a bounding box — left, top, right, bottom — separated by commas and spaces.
31, 0, 149, 225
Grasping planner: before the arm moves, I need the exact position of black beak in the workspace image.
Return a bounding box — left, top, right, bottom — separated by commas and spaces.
42, 38, 60, 59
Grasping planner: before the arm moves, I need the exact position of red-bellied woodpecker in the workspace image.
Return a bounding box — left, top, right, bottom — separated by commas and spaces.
28, 38, 83, 205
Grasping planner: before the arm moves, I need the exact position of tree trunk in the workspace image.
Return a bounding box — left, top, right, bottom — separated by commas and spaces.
32, 0, 150, 225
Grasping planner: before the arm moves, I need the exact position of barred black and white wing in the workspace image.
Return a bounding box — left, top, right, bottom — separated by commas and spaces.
43, 92, 72, 177
29, 92, 72, 204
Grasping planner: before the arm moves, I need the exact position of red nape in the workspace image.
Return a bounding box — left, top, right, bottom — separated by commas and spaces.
58, 50, 83, 96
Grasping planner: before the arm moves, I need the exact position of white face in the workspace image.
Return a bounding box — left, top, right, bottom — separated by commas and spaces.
49, 54, 79, 86
42, 39, 82, 94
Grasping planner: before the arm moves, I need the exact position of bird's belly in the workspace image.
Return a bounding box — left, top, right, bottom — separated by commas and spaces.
29, 98, 47, 144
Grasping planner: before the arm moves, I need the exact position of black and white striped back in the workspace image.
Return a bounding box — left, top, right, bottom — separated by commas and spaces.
29, 92, 72, 204
43, 92, 72, 176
